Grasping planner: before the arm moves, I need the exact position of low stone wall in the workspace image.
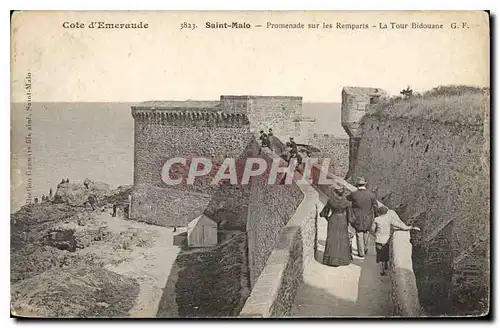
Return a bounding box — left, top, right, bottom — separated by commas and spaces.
240, 150, 326, 317
390, 230, 422, 317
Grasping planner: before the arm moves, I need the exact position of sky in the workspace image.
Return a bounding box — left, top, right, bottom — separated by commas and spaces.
11, 11, 489, 103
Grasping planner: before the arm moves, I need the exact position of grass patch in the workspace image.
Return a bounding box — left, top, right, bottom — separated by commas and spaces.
370, 85, 489, 125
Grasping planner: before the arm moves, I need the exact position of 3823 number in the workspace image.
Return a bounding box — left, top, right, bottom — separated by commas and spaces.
180, 22, 197, 30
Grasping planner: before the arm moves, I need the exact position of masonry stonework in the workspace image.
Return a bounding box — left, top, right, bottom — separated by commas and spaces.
304, 134, 349, 178
221, 96, 303, 139
343, 88, 490, 315
246, 150, 304, 288
240, 149, 324, 317
131, 104, 253, 227
341, 87, 387, 178
131, 96, 305, 228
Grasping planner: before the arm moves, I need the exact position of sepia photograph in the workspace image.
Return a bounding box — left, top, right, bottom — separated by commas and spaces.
10, 10, 490, 318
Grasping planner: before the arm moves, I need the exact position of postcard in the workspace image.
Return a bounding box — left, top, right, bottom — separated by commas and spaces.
10, 10, 490, 318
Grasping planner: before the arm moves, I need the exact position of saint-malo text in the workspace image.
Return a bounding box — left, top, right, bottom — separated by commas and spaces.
205, 21, 251, 29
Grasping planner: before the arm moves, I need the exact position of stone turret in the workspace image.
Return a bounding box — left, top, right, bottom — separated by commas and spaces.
341, 86, 387, 178
293, 116, 316, 143
129, 95, 303, 227
220, 95, 303, 139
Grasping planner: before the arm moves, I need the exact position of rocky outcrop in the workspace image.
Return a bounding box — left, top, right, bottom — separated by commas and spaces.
11, 203, 153, 284
10, 183, 151, 317
53, 179, 115, 206
43, 229, 78, 252
11, 204, 77, 251
11, 266, 139, 318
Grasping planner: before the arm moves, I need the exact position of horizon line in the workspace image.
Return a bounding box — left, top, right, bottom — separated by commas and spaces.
10, 100, 344, 104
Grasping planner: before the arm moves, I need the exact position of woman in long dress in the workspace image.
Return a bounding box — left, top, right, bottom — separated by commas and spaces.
321, 186, 352, 267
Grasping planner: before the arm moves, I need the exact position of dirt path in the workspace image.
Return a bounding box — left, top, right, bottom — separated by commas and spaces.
97, 214, 181, 318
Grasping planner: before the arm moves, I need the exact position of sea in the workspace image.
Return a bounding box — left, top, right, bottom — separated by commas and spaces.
11, 102, 345, 212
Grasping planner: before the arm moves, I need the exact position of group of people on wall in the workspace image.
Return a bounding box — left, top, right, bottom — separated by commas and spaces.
259, 129, 310, 166
320, 177, 420, 276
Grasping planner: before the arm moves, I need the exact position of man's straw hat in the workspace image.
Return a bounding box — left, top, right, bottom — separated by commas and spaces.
356, 176, 367, 186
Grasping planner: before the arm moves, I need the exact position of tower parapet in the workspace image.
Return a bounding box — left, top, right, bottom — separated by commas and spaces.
131, 108, 249, 127
341, 86, 387, 178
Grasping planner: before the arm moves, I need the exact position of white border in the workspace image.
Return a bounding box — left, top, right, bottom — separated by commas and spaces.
3, 1, 498, 327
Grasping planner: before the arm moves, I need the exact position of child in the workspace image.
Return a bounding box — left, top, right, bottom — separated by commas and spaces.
371, 206, 420, 275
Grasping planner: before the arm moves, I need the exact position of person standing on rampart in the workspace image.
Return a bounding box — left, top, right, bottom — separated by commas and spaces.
259, 130, 271, 154
280, 142, 292, 162
289, 137, 298, 155
346, 177, 378, 258
371, 206, 420, 275
259, 130, 270, 147
267, 128, 274, 151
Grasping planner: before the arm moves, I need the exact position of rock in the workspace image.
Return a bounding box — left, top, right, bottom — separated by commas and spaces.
43, 229, 77, 252
74, 226, 110, 249
11, 245, 66, 283
53, 180, 114, 207
11, 266, 140, 318
11, 204, 78, 251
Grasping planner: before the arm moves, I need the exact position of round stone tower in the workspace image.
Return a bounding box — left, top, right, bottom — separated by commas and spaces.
341, 86, 387, 178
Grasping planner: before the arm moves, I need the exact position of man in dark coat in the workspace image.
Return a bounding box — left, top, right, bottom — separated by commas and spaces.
259, 130, 270, 154
259, 130, 269, 147
88, 195, 96, 211
346, 176, 378, 258
267, 129, 274, 151
289, 137, 298, 155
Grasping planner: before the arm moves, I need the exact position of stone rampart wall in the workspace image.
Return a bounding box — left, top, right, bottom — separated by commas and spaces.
352, 114, 489, 315
131, 111, 254, 227
246, 147, 304, 288
305, 134, 349, 178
